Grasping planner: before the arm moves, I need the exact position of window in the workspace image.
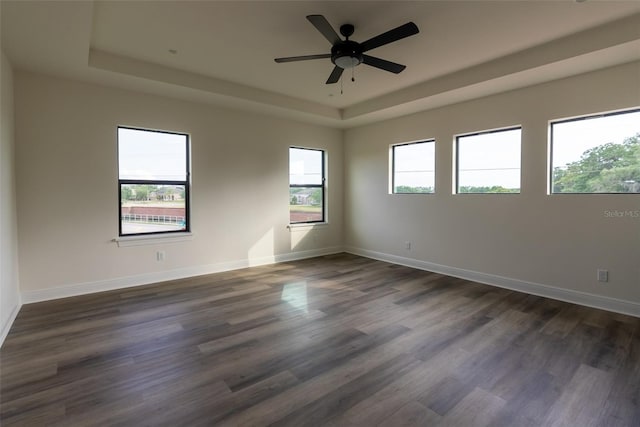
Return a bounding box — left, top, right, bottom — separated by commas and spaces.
118, 127, 190, 236
456, 127, 521, 194
550, 108, 640, 194
391, 140, 435, 194
289, 147, 325, 223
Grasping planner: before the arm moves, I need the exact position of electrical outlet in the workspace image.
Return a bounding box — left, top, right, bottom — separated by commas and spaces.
405, 241, 411, 250
597, 269, 608, 282
157, 251, 166, 262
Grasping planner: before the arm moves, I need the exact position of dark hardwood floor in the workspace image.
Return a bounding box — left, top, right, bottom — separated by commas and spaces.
1, 253, 639, 426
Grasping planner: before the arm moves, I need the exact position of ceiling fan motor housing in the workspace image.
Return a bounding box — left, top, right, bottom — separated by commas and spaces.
331, 40, 363, 69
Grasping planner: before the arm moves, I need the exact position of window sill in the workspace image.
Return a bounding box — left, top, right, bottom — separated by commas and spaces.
287, 223, 328, 231
113, 232, 194, 247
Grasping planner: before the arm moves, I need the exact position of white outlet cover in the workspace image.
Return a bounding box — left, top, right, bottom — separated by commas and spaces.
597, 269, 608, 282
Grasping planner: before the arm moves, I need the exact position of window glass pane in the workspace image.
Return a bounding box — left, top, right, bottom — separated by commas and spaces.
289, 148, 322, 185
457, 128, 521, 193
117, 126, 189, 237
118, 128, 187, 181
289, 147, 324, 224
289, 186, 323, 223
393, 141, 435, 193
551, 109, 640, 194
121, 184, 187, 235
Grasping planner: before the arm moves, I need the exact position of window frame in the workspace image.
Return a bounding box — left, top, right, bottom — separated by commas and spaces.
549, 107, 640, 195
289, 146, 326, 224
455, 126, 522, 194
117, 126, 191, 237
391, 139, 436, 195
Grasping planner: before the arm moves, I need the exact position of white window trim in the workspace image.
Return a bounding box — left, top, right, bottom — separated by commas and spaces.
286, 223, 328, 231
113, 232, 194, 247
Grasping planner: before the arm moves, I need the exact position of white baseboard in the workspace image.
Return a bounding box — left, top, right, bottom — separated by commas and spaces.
345, 246, 640, 318
21, 246, 343, 304
19, 245, 640, 318
0, 299, 22, 348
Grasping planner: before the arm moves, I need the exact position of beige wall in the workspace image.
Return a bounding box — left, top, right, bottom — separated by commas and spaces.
15, 72, 343, 295
1, 49, 20, 339
344, 61, 640, 305
8, 60, 640, 314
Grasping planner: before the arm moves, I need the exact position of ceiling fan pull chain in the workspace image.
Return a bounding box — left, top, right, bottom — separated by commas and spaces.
352, 67, 355, 83
341, 73, 344, 95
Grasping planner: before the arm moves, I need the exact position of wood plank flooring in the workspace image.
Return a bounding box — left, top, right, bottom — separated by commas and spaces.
1, 253, 639, 426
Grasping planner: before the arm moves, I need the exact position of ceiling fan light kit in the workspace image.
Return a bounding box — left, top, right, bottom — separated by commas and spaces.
275, 15, 419, 84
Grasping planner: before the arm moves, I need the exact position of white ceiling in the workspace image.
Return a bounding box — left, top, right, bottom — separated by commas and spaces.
2, 1, 640, 128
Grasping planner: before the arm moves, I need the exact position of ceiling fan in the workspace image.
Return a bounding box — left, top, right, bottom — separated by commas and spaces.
275, 15, 419, 84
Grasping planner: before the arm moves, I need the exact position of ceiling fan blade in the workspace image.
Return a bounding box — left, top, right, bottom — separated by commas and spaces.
361, 22, 419, 52
362, 55, 406, 74
307, 15, 341, 45
275, 54, 331, 63
326, 66, 344, 84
